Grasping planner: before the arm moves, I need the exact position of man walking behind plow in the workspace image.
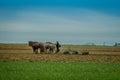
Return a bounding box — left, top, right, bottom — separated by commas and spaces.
56, 41, 61, 53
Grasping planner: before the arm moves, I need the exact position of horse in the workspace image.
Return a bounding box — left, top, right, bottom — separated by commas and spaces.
28, 41, 45, 54
38, 42, 45, 53
28, 41, 40, 54
28, 41, 61, 54
44, 41, 61, 53
44, 42, 56, 53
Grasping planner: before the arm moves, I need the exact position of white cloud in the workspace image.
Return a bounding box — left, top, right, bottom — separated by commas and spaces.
0, 8, 120, 44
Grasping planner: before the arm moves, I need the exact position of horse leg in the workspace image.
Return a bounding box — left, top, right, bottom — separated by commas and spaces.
32, 47, 38, 54
51, 49, 54, 53
40, 48, 44, 54
45, 47, 49, 54
46, 49, 50, 54
35, 49, 38, 54
32, 47, 35, 54
39, 49, 42, 54
40, 49, 43, 54
49, 48, 53, 53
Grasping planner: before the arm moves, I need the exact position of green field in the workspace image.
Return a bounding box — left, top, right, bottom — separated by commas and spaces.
0, 44, 120, 80
0, 62, 120, 80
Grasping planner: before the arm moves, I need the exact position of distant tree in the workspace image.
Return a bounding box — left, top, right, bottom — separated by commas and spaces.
114, 42, 117, 46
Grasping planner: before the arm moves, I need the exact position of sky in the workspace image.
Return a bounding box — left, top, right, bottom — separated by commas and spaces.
0, 0, 120, 45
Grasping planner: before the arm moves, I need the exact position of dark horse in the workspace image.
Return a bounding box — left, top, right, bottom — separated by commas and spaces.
28, 41, 45, 54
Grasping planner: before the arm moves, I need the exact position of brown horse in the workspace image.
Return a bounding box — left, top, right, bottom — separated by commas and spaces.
28, 41, 45, 54
28, 41, 39, 54
38, 42, 45, 53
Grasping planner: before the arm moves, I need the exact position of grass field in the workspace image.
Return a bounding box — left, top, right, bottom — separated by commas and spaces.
0, 62, 120, 80
0, 44, 120, 80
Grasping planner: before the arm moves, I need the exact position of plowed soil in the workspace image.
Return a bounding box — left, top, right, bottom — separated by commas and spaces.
0, 44, 120, 62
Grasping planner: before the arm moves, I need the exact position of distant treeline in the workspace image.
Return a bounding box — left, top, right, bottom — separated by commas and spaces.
114, 43, 120, 46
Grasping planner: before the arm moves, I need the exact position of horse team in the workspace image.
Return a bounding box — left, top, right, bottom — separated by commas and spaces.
28, 41, 61, 54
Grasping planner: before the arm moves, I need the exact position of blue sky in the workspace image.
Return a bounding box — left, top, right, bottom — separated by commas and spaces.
0, 0, 120, 45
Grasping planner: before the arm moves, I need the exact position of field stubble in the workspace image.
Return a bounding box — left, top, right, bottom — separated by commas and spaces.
0, 44, 120, 62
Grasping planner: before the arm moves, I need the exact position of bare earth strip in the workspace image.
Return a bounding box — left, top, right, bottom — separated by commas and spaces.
0, 44, 120, 62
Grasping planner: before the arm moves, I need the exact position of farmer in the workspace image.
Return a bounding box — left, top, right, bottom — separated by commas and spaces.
56, 41, 61, 53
